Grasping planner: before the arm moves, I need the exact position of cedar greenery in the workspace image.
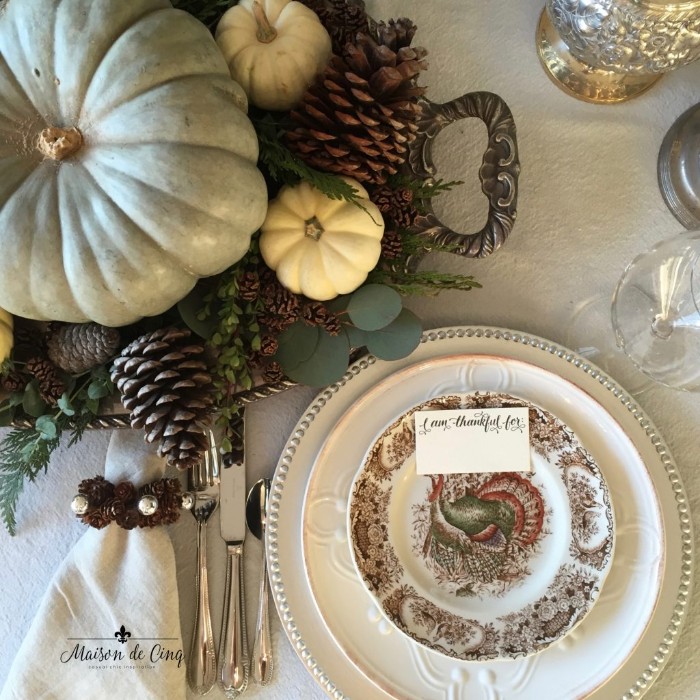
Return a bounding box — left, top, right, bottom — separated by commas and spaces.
0, 367, 114, 535
255, 114, 366, 204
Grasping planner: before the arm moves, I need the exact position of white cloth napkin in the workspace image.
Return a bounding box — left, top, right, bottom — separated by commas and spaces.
1, 430, 186, 700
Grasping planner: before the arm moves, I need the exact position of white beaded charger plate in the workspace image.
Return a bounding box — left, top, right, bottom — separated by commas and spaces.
348, 392, 615, 662
267, 328, 692, 700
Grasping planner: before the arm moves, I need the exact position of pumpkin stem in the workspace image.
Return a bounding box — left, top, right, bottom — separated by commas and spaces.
304, 216, 325, 241
37, 126, 83, 161
252, 0, 277, 43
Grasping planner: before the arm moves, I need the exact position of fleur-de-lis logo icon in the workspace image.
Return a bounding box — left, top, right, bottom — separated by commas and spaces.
114, 625, 131, 644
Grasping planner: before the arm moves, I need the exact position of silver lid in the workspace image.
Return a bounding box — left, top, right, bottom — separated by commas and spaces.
658, 102, 700, 229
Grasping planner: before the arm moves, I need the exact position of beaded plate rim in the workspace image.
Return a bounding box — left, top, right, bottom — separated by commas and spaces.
267, 326, 693, 700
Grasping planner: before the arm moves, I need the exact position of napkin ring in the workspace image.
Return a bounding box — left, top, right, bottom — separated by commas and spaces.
70, 475, 194, 530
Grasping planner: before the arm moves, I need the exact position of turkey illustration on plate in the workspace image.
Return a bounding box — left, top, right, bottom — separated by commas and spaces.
348, 392, 614, 662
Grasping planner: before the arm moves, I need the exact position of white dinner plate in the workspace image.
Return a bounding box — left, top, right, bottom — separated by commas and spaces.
267, 328, 692, 699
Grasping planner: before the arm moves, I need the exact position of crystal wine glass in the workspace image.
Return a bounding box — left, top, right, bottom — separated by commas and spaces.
612, 231, 700, 391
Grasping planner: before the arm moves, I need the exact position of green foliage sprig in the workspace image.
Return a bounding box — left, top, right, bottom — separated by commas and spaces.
179, 242, 265, 454
0, 367, 115, 535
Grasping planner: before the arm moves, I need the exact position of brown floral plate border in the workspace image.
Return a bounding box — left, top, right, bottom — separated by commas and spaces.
349, 391, 614, 661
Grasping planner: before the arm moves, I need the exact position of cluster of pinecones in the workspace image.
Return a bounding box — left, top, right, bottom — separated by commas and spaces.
77, 475, 183, 530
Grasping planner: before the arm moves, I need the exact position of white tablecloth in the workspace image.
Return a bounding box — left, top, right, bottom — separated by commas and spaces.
2, 1, 699, 698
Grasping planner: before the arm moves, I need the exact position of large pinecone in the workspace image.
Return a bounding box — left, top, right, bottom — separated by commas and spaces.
286, 18, 428, 185
111, 327, 215, 471
47, 322, 121, 374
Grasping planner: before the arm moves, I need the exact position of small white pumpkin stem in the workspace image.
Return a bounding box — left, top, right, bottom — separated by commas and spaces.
37, 126, 83, 161
304, 216, 325, 241
252, 0, 277, 43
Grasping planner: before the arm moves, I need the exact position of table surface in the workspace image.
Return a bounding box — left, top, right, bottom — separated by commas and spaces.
2, 1, 699, 699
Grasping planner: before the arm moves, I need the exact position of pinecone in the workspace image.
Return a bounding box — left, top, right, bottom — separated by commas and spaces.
111, 327, 215, 471
238, 271, 261, 302
286, 18, 428, 185
381, 229, 404, 260
302, 302, 332, 327
0, 370, 27, 394
25, 356, 66, 405
259, 335, 279, 357
259, 270, 301, 320
300, 0, 371, 54
262, 361, 286, 384
47, 322, 121, 374
371, 184, 418, 229
78, 476, 115, 508
301, 303, 343, 335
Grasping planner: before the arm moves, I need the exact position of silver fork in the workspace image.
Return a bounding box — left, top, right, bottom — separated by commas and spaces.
187, 434, 220, 696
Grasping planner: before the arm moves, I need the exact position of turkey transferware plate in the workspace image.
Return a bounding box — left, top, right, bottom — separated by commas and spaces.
348, 392, 614, 661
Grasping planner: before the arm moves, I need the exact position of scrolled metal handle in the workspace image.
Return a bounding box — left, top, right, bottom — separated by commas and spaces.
406, 91, 520, 266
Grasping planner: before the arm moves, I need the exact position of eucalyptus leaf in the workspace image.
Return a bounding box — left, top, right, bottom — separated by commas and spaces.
177, 286, 219, 340
87, 381, 111, 400
347, 284, 402, 331
280, 330, 350, 387
22, 382, 47, 418
275, 322, 321, 371
365, 309, 422, 361
57, 393, 76, 416
344, 324, 368, 350
8, 392, 24, 408
85, 398, 100, 415
35, 415, 58, 441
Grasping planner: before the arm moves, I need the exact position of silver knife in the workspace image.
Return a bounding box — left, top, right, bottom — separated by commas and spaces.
218, 409, 249, 696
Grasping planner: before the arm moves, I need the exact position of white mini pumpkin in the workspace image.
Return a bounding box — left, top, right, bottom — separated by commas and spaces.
0, 309, 13, 364
0, 0, 268, 327
260, 179, 384, 300
216, 0, 332, 111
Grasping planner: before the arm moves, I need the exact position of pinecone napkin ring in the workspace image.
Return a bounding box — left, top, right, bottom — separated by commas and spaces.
70, 475, 194, 530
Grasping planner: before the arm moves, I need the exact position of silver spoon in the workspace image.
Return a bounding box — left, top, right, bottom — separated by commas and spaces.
245, 478, 273, 686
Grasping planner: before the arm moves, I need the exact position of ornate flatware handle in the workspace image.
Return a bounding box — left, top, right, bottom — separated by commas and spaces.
252, 543, 273, 685
219, 543, 249, 697
188, 522, 217, 695
407, 91, 520, 264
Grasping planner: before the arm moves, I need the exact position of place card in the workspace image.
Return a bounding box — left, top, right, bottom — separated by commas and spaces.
415, 407, 530, 475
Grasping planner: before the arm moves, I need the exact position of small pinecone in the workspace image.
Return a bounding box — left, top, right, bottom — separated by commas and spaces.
381, 229, 404, 260
302, 302, 332, 327
301, 303, 342, 336
286, 18, 428, 185
47, 322, 121, 375
238, 271, 261, 302
300, 0, 371, 54
259, 335, 279, 357
259, 270, 301, 321
25, 356, 66, 405
110, 327, 215, 471
371, 184, 418, 229
0, 370, 27, 394
262, 361, 286, 384
78, 476, 115, 508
